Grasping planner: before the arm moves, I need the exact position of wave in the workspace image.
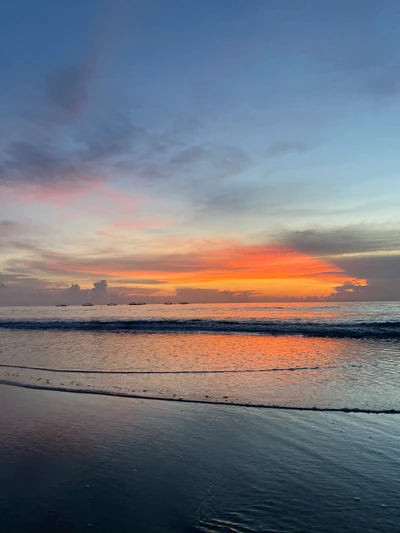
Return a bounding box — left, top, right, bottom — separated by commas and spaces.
1, 318, 400, 338
0, 379, 398, 414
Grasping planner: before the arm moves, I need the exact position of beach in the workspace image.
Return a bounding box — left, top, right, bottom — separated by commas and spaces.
1, 384, 399, 533
2, 1, 400, 530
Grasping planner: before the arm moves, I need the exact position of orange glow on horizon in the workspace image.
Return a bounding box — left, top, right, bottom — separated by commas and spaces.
42, 243, 353, 298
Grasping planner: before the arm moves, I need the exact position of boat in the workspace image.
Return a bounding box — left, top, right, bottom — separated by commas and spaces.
129, 302, 146, 305
55, 304, 68, 307
164, 301, 173, 305
82, 303, 94, 306
179, 301, 188, 305
107, 303, 117, 306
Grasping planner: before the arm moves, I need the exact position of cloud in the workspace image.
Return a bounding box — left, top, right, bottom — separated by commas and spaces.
175, 287, 254, 303
0, 275, 124, 306
65, 283, 82, 296
1, 240, 346, 287
0, 115, 145, 192
8, 237, 400, 303
325, 278, 400, 302
277, 226, 400, 301
93, 279, 107, 291
0, 220, 22, 237
80, 117, 146, 163
170, 146, 208, 166
334, 254, 400, 280
265, 141, 308, 157
192, 178, 322, 222
0, 140, 88, 187
47, 64, 91, 115
61, 279, 111, 304
0, 273, 56, 306
98, 219, 174, 237
279, 226, 400, 257
91, 279, 108, 302
1, 92, 251, 206
1, 46, 256, 206
62, 283, 87, 304
170, 145, 250, 178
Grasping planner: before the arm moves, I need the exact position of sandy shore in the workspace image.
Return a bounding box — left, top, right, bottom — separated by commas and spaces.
0, 384, 399, 533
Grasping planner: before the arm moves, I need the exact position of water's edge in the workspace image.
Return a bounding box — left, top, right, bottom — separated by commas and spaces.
1, 380, 398, 414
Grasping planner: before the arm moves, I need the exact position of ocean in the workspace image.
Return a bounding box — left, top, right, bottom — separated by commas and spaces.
1, 302, 400, 532
1, 302, 400, 412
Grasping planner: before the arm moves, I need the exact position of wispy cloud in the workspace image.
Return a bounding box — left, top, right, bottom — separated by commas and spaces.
279, 226, 400, 257
47, 64, 91, 116
265, 141, 308, 158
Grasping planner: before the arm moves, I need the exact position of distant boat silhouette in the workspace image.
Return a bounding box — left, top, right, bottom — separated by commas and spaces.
179, 301, 188, 305
107, 303, 117, 306
55, 304, 68, 307
82, 303, 94, 306
129, 302, 146, 305
164, 301, 173, 305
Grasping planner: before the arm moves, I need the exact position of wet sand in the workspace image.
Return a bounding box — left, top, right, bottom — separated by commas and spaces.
1, 384, 399, 533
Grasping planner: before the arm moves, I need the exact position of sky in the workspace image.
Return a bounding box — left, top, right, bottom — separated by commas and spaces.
1, 0, 400, 305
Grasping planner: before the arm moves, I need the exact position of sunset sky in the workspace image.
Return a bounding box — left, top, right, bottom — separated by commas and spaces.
1, 0, 400, 304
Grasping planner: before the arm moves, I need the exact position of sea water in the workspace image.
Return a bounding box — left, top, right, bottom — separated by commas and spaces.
1, 302, 399, 412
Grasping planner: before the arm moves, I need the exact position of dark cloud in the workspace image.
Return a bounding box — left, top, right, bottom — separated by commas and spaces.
175, 287, 254, 303
170, 145, 250, 177
0, 114, 147, 188
170, 146, 207, 166
47, 64, 90, 115
265, 141, 308, 158
0, 241, 197, 281
94, 279, 107, 290
279, 226, 400, 301
63, 280, 110, 304
0, 275, 127, 306
62, 283, 87, 304
334, 254, 400, 281
0, 273, 55, 306
1, 100, 250, 194
1, 52, 254, 193
280, 227, 400, 257
118, 143, 252, 188
65, 283, 82, 295
81, 117, 146, 163
326, 278, 400, 302
0, 140, 86, 187
92, 279, 108, 294
0, 220, 22, 237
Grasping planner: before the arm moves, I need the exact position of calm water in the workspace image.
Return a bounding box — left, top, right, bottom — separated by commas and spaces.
0, 302, 399, 411
2, 386, 400, 533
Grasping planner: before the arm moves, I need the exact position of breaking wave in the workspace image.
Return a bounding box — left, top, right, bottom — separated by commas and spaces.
1, 318, 400, 339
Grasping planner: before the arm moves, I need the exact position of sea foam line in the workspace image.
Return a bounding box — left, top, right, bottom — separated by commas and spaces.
0, 362, 358, 374
0, 379, 398, 414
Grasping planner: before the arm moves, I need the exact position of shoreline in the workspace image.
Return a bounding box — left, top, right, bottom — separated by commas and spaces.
1, 380, 399, 414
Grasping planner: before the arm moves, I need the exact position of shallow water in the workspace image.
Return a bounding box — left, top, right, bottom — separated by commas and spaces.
1, 386, 400, 533
0, 303, 399, 411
